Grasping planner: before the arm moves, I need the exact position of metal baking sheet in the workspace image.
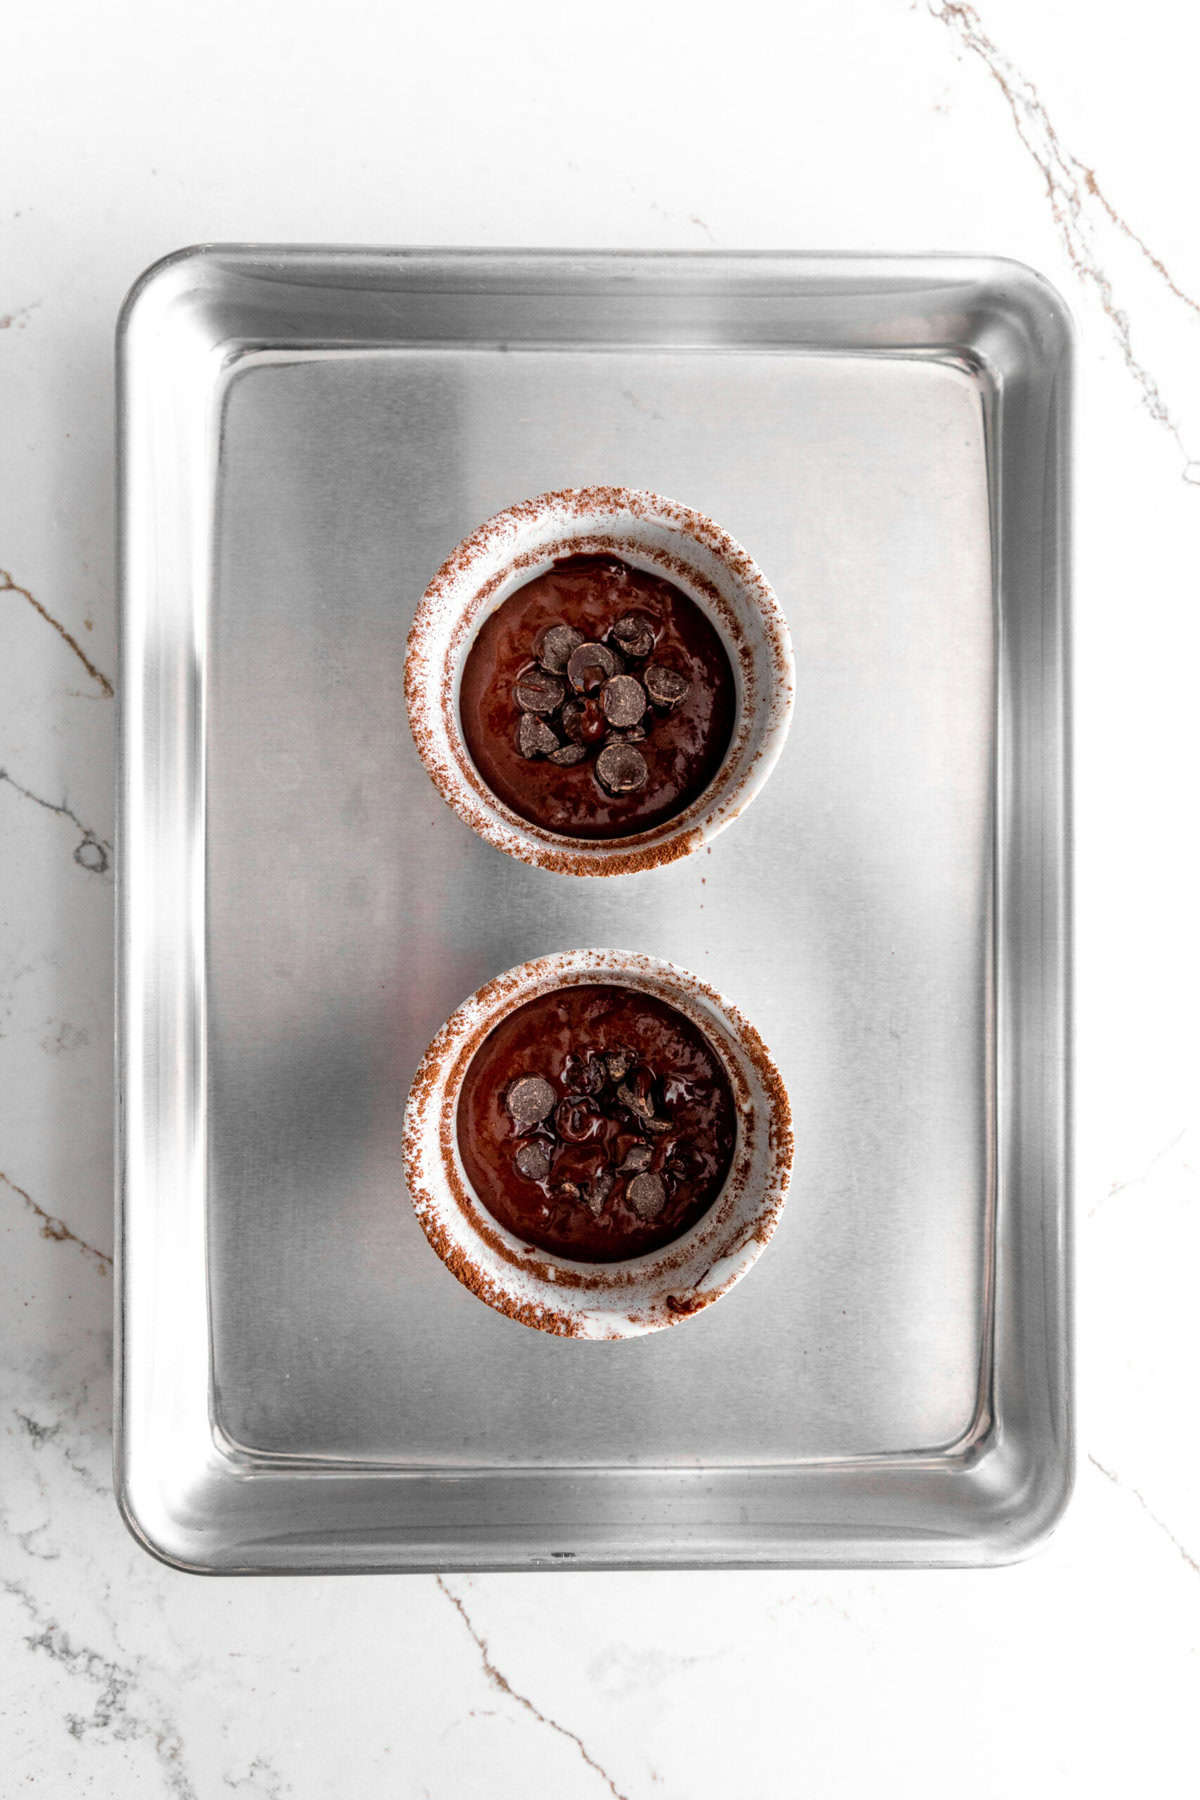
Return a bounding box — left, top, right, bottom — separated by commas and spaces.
117, 249, 1071, 1570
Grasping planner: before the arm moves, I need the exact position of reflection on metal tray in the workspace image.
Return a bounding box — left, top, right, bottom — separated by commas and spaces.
117, 249, 1071, 1570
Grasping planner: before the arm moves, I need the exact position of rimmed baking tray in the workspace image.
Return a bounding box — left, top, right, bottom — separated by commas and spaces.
117, 248, 1071, 1571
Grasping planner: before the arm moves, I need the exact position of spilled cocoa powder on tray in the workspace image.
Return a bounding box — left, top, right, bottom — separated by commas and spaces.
456, 984, 737, 1262
458, 554, 735, 839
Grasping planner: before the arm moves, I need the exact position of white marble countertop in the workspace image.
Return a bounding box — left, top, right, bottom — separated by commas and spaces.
3, 0, 1197, 1792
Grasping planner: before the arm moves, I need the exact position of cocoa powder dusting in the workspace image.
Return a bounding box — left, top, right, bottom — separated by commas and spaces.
404, 487, 791, 878
402, 952, 794, 1335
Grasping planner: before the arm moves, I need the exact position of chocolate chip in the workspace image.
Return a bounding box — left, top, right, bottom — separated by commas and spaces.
595, 742, 648, 795
548, 742, 588, 766
505, 1074, 557, 1129
566, 641, 621, 694
563, 1051, 606, 1097
536, 623, 584, 674
601, 674, 647, 728
617, 1070, 657, 1120
627, 1172, 667, 1219
618, 1066, 671, 1133
515, 1140, 552, 1181
517, 713, 560, 759
644, 663, 690, 709
586, 1171, 614, 1216
514, 667, 565, 713
619, 1142, 652, 1173
555, 1096, 602, 1143
611, 611, 657, 658
604, 1049, 631, 1083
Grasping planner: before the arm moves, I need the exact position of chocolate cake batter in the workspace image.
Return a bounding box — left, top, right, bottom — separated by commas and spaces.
456, 984, 738, 1262
459, 555, 736, 839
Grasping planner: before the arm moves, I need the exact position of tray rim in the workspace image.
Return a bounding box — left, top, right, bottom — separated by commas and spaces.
116, 245, 1072, 1573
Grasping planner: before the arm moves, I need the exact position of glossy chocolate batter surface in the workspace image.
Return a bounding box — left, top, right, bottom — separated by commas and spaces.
456, 984, 737, 1262
459, 555, 736, 839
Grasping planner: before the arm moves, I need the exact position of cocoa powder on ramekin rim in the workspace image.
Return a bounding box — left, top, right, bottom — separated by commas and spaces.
404, 488, 795, 877
401, 950, 795, 1338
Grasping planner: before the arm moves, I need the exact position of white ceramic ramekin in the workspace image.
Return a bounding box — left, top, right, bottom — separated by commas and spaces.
404, 487, 794, 876
402, 949, 794, 1338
